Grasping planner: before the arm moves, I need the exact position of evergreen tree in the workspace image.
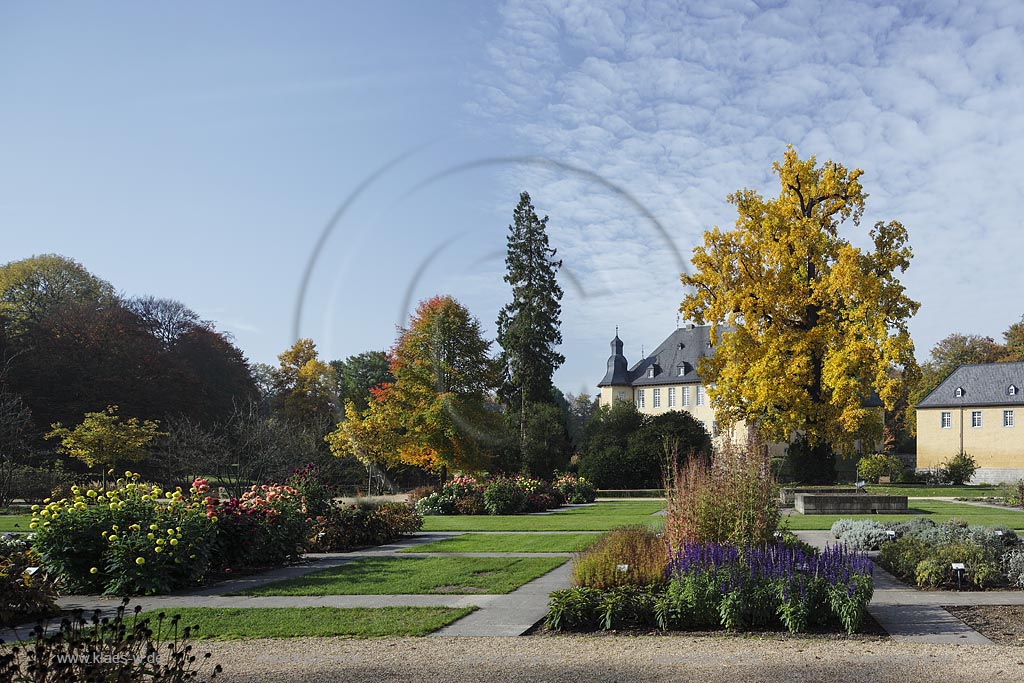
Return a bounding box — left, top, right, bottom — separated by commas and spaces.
496, 192, 565, 454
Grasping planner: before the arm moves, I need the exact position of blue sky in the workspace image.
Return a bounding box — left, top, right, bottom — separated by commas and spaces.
3, 1, 1023, 397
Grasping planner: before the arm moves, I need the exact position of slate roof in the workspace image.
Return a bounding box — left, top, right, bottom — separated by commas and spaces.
915, 362, 1024, 408
598, 325, 716, 387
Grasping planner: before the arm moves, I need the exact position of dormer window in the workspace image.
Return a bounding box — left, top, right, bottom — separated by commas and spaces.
678, 366, 685, 376
647, 367, 656, 379
954, 386, 965, 398
1010, 385, 1018, 396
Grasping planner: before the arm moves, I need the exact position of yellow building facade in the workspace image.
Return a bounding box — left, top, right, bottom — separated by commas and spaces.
915, 362, 1024, 483
597, 325, 758, 448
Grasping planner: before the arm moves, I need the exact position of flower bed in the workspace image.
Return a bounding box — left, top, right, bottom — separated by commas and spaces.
875, 518, 1021, 590
547, 540, 874, 635
309, 501, 422, 552
30, 473, 313, 595
413, 474, 595, 516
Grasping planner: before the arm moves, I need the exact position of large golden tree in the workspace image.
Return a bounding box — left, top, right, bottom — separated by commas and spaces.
680, 147, 919, 455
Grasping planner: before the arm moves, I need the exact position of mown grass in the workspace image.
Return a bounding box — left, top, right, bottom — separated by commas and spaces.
400, 533, 600, 553
137, 606, 475, 639
864, 484, 1002, 498
236, 556, 567, 596
421, 501, 665, 532
0, 514, 32, 532
785, 500, 1024, 531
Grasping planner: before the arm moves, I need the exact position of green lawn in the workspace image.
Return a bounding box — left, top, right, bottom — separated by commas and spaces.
785, 500, 1024, 531
137, 606, 475, 639
421, 501, 665, 532
0, 514, 32, 532
400, 533, 600, 554
236, 556, 568, 596
864, 485, 1003, 498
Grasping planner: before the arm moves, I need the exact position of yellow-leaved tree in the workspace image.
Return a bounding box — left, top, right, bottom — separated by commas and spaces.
680, 147, 919, 464
46, 405, 164, 486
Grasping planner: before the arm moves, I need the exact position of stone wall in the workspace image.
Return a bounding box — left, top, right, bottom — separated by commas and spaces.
794, 493, 908, 515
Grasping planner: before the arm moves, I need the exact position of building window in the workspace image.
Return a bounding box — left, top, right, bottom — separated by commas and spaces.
1005, 410, 1015, 428
696, 385, 706, 406
667, 387, 676, 407
971, 410, 982, 428
653, 388, 661, 408
681, 387, 690, 406
941, 411, 951, 429
648, 367, 655, 378
616, 390, 625, 402
678, 366, 685, 376
637, 389, 645, 409
955, 387, 965, 398
1010, 385, 1018, 396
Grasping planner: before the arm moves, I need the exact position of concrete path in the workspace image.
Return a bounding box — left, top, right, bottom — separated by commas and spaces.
432, 560, 573, 637
2, 529, 574, 641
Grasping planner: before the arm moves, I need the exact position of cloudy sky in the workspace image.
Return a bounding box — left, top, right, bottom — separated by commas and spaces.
3, 1, 1023, 396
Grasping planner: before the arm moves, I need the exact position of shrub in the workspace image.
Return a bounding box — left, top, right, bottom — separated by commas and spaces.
286, 463, 334, 517
204, 481, 311, 571
856, 453, 903, 484
879, 520, 1009, 590
913, 541, 1002, 589
310, 501, 422, 552
664, 440, 780, 549
414, 491, 457, 516
1003, 548, 1024, 590
483, 477, 526, 515
1, 535, 59, 628
832, 520, 893, 551
406, 485, 438, 506
31, 473, 313, 596
31, 474, 217, 596
5, 464, 74, 506
572, 526, 667, 590
545, 585, 658, 631
940, 452, 978, 485
0, 598, 222, 681
554, 474, 596, 504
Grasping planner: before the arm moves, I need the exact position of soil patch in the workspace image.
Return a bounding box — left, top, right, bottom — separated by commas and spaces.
947, 605, 1024, 646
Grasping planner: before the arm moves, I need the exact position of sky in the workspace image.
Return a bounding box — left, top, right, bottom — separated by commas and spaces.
2, 1, 1023, 397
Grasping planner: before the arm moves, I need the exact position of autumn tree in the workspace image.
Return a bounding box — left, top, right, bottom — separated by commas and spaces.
327, 296, 502, 478
46, 405, 164, 485
271, 339, 337, 428
330, 351, 393, 412
1003, 316, 1024, 362
0, 254, 116, 338
680, 147, 919, 467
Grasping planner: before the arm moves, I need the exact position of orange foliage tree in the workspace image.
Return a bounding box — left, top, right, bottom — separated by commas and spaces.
326, 296, 503, 477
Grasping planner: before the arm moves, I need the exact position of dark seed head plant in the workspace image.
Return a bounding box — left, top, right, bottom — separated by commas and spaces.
0, 597, 222, 682
663, 438, 781, 551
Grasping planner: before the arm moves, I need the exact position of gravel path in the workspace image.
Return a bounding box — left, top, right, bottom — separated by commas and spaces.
203, 635, 1024, 683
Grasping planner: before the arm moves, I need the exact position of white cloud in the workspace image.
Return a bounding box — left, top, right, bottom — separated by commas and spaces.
472, 0, 1024, 389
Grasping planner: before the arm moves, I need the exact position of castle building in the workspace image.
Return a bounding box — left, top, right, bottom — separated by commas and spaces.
597, 324, 739, 442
